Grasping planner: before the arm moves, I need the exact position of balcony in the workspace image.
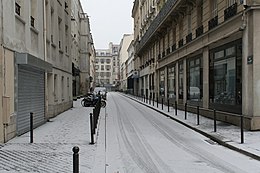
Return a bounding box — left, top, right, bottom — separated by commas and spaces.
136, 0, 178, 53
196, 25, 204, 38
162, 51, 166, 58
166, 47, 171, 55
178, 39, 183, 48
157, 54, 161, 60
208, 16, 218, 31
186, 33, 192, 43
224, 3, 237, 21
172, 43, 176, 52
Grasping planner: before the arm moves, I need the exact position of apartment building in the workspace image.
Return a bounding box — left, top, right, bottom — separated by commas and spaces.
95, 43, 120, 90
45, 0, 72, 118
71, 0, 95, 98
132, 0, 260, 130
0, 0, 53, 142
0, 0, 94, 143
118, 34, 134, 91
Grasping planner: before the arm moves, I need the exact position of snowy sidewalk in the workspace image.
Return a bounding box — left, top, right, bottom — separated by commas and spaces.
0, 99, 105, 173
124, 94, 260, 161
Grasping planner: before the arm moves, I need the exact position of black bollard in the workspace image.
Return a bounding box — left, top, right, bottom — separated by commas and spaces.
167, 99, 169, 112
214, 109, 217, 132
241, 115, 244, 144
72, 146, 79, 173
185, 103, 187, 120
30, 112, 33, 143
90, 113, 94, 144
157, 97, 158, 108
175, 101, 177, 116
161, 98, 163, 110
197, 106, 200, 125
152, 94, 154, 106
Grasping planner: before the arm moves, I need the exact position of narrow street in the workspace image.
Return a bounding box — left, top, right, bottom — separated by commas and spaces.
1, 92, 260, 172
105, 92, 260, 173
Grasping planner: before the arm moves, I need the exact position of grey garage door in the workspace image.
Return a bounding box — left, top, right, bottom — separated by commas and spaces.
17, 65, 45, 135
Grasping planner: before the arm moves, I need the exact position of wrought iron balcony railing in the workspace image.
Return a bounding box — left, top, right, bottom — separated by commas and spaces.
196, 25, 204, 38
136, 0, 178, 53
186, 33, 192, 43
208, 16, 218, 31
224, 3, 237, 21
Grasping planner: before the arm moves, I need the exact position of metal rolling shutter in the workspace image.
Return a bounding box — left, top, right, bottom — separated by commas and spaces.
17, 65, 45, 135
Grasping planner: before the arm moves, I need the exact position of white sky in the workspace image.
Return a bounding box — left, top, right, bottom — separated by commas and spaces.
80, 0, 134, 49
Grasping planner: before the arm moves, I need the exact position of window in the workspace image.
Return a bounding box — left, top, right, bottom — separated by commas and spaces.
197, 0, 203, 27
228, 0, 236, 6
61, 76, 64, 100
187, 56, 203, 102
100, 59, 105, 64
106, 59, 111, 64
211, 1, 218, 17
178, 61, 183, 99
54, 74, 58, 100
106, 65, 111, 70
95, 65, 99, 70
168, 65, 176, 100
106, 72, 111, 77
101, 65, 104, 70
209, 40, 242, 113
159, 69, 165, 97
95, 59, 99, 63
30, 0, 37, 27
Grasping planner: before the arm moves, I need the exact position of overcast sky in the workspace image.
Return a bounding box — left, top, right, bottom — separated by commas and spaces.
80, 0, 134, 49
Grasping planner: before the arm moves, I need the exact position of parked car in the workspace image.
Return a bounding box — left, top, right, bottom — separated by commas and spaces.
94, 87, 107, 100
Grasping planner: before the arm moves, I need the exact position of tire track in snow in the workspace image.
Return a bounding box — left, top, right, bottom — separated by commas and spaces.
121, 94, 246, 173
109, 93, 174, 173
110, 93, 162, 173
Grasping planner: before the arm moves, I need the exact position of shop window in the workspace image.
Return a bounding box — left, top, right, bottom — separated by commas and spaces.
209, 40, 242, 113
159, 69, 165, 97
178, 61, 184, 99
168, 65, 176, 100
187, 56, 203, 102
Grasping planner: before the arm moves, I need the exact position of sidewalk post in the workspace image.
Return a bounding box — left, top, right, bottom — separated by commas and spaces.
214, 109, 217, 132
152, 94, 154, 106
175, 101, 177, 116
167, 99, 169, 112
90, 113, 94, 145
157, 96, 158, 108
197, 106, 200, 125
30, 112, 33, 143
241, 115, 244, 144
161, 98, 163, 110
72, 146, 79, 173
184, 103, 187, 120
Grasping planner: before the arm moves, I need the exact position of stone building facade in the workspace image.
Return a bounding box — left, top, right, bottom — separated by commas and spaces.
132, 0, 260, 130
0, 0, 94, 142
95, 43, 120, 90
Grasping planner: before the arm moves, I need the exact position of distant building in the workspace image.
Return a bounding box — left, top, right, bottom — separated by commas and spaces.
132, 0, 260, 130
71, 0, 95, 97
95, 43, 120, 91
118, 34, 134, 92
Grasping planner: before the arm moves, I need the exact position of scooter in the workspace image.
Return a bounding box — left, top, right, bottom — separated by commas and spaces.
81, 93, 106, 108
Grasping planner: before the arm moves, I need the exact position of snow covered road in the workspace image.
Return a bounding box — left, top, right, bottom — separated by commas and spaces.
105, 92, 260, 173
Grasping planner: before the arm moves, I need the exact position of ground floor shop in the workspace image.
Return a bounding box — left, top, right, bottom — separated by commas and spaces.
136, 26, 260, 130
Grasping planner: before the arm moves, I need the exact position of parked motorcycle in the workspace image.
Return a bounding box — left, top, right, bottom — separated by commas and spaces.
81, 93, 106, 108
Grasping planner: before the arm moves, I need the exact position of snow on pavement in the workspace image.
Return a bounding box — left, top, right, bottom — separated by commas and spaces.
0, 99, 103, 173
